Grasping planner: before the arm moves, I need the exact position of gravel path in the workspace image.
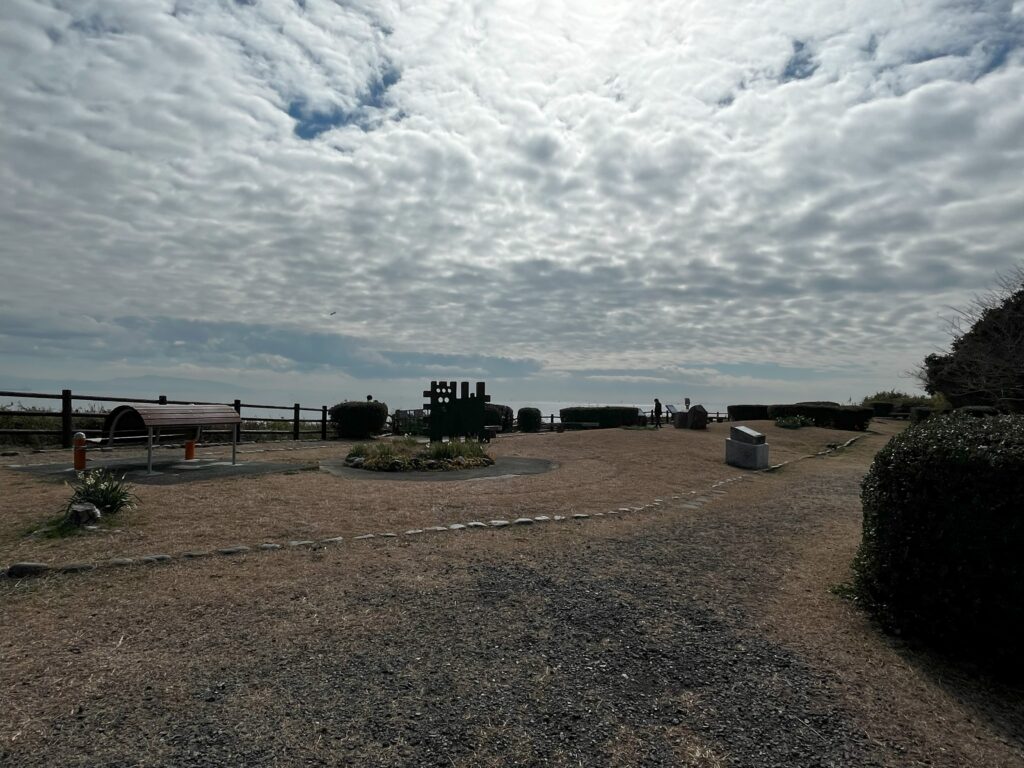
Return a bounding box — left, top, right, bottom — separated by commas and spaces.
2, 430, 1022, 767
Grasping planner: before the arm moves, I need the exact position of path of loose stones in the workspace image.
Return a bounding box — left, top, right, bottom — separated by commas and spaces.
2, 475, 749, 579
2, 436, 866, 580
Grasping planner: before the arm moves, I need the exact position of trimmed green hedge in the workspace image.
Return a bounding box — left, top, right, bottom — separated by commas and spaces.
484, 403, 514, 432
766, 403, 872, 431
910, 406, 933, 424
727, 404, 770, 421
329, 400, 389, 439
834, 406, 873, 431
869, 401, 895, 417
559, 406, 640, 429
854, 413, 1024, 675
517, 407, 542, 432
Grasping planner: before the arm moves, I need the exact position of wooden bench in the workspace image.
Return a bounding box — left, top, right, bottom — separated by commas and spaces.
101, 404, 243, 473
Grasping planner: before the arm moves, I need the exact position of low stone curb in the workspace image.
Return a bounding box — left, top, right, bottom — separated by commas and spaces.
2, 474, 755, 580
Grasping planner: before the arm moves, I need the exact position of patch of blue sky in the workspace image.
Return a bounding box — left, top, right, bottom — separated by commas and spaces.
978, 36, 1021, 77
781, 40, 817, 82
287, 101, 358, 140
288, 66, 401, 139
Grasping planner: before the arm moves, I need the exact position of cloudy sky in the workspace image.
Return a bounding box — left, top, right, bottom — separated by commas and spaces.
2, 0, 1022, 412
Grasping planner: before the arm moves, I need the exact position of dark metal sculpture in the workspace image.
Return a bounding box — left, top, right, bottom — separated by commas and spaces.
423, 381, 490, 442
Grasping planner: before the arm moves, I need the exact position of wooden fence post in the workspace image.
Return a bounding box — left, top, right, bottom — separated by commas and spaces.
293, 403, 301, 440
61, 389, 73, 448
321, 406, 328, 440
233, 399, 242, 442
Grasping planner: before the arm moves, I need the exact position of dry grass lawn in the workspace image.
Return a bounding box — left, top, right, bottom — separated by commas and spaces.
2, 421, 854, 567
2, 420, 1022, 767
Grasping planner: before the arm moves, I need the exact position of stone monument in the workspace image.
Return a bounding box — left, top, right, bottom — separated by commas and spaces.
686, 404, 708, 430
725, 425, 769, 470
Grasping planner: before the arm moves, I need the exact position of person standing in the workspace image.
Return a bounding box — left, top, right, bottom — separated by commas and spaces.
654, 398, 662, 429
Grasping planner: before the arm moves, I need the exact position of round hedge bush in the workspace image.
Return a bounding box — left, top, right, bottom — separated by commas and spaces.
329, 400, 389, 439
517, 407, 542, 432
854, 412, 1024, 674
484, 403, 514, 432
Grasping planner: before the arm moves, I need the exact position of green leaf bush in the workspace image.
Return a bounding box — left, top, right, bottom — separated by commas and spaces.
727, 404, 770, 421
344, 438, 493, 472
910, 406, 933, 424
517, 407, 542, 432
484, 403, 514, 432
956, 405, 998, 418
775, 415, 814, 429
833, 406, 874, 431
559, 406, 641, 429
854, 412, 1024, 676
65, 469, 137, 516
766, 403, 872, 430
329, 400, 388, 439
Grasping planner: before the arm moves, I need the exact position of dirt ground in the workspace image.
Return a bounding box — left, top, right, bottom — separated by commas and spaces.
1, 421, 1022, 767
2, 421, 853, 567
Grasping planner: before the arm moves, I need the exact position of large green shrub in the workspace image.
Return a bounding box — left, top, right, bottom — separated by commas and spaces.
869, 401, 895, 417
559, 406, 640, 429
854, 413, 1024, 674
329, 400, 389, 438
767, 404, 801, 419
956, 405, 998, 418
833, 406, 873, 431
910, 406, 933, 424
517, 407, 542, 432
727, 404, 770, 421
484, 403, 514, 432
766, 403, 872, 431
861, 390, 935, 409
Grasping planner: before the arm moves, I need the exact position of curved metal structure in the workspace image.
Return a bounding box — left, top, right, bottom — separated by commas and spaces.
103, 404, 242, 473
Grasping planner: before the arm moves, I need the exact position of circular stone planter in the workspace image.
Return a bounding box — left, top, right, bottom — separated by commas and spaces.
319, 456, 556, 482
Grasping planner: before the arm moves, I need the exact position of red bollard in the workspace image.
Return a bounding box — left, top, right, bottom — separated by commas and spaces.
184, 439, 196, 460
73, 432, 87, 471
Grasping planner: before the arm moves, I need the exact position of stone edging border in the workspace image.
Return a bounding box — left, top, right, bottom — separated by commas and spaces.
2, 435, 869, 580
3, 474, 758, 579
759, 434, 867, 472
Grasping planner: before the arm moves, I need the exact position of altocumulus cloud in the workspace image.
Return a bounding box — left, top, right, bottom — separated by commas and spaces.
1, 0, 1023, 402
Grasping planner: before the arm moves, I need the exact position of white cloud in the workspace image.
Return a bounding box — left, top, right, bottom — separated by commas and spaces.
1, 0, 1022, 405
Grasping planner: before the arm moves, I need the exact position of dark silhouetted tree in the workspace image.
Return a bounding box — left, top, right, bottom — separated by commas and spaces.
917, 266, 1024, 412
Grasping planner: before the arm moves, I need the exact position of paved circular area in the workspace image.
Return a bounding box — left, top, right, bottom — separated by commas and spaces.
318, 456, 556, 481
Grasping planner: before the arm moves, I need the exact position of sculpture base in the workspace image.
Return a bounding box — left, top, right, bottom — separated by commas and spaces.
725, 439, 769, 470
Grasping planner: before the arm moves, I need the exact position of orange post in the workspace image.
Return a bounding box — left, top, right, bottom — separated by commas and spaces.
184, 439, 196, 460
73, 432, 87, 471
